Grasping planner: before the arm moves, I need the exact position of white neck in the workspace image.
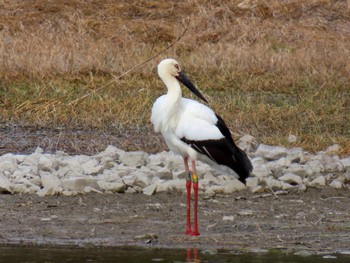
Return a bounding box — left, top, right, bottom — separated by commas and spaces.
162, 76, 182, 105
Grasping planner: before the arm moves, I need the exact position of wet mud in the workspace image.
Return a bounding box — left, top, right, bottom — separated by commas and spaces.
0, 126, 349, 253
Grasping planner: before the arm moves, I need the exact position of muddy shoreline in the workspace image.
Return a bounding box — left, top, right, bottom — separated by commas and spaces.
1, 189, 350, 254
1, 127, 350, 254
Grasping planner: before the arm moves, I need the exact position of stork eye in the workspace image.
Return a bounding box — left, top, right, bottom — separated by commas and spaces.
174, 64, 180, 71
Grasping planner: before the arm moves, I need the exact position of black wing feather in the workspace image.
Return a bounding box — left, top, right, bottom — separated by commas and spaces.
181, 114, 252, 184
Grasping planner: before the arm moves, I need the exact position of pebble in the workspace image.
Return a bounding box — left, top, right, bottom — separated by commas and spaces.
0, 135, 348, 196
293, 250, 314, 257
288, 134, 297, 143
322, 255, 337, 259
222, 215, 235, 221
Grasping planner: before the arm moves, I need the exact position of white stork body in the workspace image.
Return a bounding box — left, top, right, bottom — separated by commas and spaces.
151, 58, 252, 236
152, 97, 222, 164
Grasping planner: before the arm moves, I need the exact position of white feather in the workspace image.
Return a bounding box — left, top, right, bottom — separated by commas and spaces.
151, 58, 224, 161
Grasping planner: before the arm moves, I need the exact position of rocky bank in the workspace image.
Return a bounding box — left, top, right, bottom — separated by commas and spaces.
1, 135, 349, 197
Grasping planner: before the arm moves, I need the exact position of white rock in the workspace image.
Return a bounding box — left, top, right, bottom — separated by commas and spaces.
311, 154, 343, 173
120, 151, 149, 167
62, 189, 78, 196
341, 157, 350, 171
325, 144, 341, 155
97, 180, 126, 193
173, 170, 189, 180
203, 171, 219, 184
266, 176, 283, 190
330, 179, 344, 189
284, 163, 311, 178
338, 172, 350, 184
281, 182, 297, 190
251, 185, 265, 193
254, 144, 289, 160
223, 179, 246, 194
35, 146, 44, 154
205, 185, 225, 195
36, 187, 60, 197
84, 186, 103, 194
0, 157, 17, 174
148, 151, 169, 166
252, 164, 271, 178
40, 171, 62, 189
142, 184, 157, 195
82, 159, 104, 175
134, 173, 151, 188
22, 153, 41, 167
238, 134, 259, 153
251, 157, 266, 167
0, 174, 13, 194
95, 145, 122, 161
11, 170, 26, 183
160, 179, 186, 192
13, 183, 40, 194
267, 157, 290, 175
147, 165, 167, 177
38, 171, 63, 195
122, 174, 136, 186
62, 177, 99, 192
155, 182, 168, 193
288, 134, 297, 143
164, 154, 184, 170
304, 160, 324, 177
279, 173, 302, 185
237, 209, 253, 216
325, 156, 344, 173
98, 156, 115, 170
246, 177, 259, 189
222, 215, 234, 221
286, 147, 305, 163
308, 176, 326, 188
56, 158, 83, 178
38, 155, 57, 172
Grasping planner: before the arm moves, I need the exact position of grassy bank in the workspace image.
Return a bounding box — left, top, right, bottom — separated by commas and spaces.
0, 0, 349, 154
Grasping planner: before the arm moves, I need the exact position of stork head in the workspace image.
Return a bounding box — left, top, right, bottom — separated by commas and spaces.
157, 58, 208, 103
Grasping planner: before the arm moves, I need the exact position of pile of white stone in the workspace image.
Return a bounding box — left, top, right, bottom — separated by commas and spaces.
0, 135, 349, 196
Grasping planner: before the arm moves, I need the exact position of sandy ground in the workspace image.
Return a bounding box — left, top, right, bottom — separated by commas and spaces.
0, 127, 350, 253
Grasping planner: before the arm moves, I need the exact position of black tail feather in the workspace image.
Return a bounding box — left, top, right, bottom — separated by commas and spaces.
180, 114, 252, 184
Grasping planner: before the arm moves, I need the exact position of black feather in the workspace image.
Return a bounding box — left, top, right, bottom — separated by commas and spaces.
181, 114, 252, 184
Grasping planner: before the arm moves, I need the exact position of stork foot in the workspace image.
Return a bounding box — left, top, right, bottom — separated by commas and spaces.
190, 231, 200, 236
185, 231, 192, 236
185, 230, 200, 236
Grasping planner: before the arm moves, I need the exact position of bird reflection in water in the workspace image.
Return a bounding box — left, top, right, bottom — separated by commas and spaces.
186, 248, 200, 263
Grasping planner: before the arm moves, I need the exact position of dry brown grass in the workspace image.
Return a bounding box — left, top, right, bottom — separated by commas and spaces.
0, 0, 349, 154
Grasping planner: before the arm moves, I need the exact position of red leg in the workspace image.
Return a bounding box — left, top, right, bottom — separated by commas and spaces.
184, 157, 192, 235
191, 161, 200, 236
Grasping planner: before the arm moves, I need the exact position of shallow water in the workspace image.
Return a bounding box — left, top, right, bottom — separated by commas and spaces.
0, 246, 349, 263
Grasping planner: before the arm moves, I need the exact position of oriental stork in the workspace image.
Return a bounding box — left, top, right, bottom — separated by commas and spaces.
151, 58, 252, 236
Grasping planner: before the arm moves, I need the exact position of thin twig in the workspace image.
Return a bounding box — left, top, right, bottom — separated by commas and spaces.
68, 19, 191, 106
255, 223, 267, 237
267, 186, 281, 200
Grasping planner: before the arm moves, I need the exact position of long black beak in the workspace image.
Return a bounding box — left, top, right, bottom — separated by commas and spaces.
176, 72, 208, 103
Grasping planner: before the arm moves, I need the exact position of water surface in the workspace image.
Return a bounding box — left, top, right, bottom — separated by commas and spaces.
1, 246, 350, 263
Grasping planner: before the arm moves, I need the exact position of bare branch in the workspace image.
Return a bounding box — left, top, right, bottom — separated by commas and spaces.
68, 18, 191, 106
